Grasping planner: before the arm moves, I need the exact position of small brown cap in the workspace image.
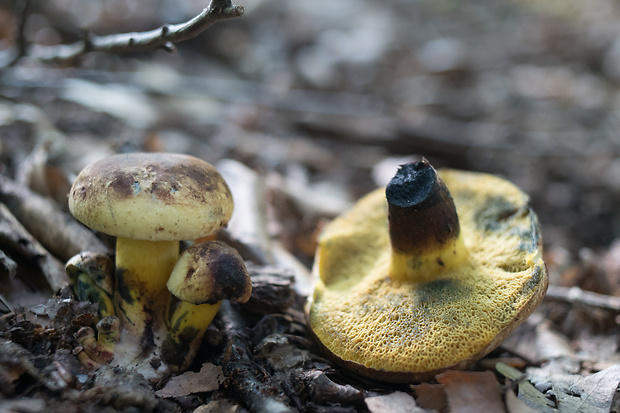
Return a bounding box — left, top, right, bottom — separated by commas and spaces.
68, 153, 233, 241
167, 240, 252, 305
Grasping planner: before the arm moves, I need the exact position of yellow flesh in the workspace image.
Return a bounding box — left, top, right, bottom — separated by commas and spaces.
309, 169, 547, 375
168, 300, 222, 344
75, 272, 116, 318
389, 232, 468, 283
115, 237, 178, 338
167, 300, 222, 371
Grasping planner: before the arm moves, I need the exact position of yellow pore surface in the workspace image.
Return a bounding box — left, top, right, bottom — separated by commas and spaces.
308, 169, 547, 375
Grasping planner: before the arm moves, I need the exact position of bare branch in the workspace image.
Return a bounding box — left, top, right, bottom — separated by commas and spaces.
545, 285, 620, 314
3, 0, 244, 65
0, 0, 31, 67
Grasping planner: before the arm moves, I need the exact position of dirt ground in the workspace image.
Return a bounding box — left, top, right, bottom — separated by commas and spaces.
0, 0, 619, 412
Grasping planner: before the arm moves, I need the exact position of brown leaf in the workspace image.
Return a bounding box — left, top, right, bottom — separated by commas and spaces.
436, 370, 506, 413
155, 363, 222, 398
411, 382, 448, 412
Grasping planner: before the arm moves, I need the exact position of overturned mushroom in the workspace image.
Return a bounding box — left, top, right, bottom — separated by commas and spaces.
307, 160, 548, 382
164, 240, 252, 371
67, 152, 233, 377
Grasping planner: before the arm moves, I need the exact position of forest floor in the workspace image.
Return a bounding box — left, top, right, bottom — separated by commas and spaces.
0, 0, 619, 411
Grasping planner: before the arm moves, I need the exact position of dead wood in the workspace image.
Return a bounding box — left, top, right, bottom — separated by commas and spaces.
0, 174, 108, 262
245, 264, 295, 315
0, 0, 244, 66
219, 300, 295, 413
0, 203, 68, 291
545, 285, 620, 315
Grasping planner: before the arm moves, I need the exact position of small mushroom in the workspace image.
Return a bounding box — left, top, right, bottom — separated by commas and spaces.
68, 152, 233, 371
75, 325, 115, 364
65, 252, 116, 318
164, 240, 252, 371
307, 160, 548, 382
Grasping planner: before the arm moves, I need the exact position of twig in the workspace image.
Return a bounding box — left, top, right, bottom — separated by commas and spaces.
0, 0, 31, 67
545, 285, 620, 314
0, 292, 13, 314
2, 0, 244, 66
0, 203, 69, 292
219, 301, 294, 413
0, 174, 108, 262
12, 0, 30, 65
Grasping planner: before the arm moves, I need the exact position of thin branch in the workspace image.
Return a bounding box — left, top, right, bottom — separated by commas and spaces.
219, 301, 294, 412
3, 0, 244, 65
0, 0, 31, 67
545, 285, 620, 315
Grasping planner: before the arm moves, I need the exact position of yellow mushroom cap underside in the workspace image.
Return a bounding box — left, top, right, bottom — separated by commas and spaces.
308, 168, 548, 381
69, 153, 233, 241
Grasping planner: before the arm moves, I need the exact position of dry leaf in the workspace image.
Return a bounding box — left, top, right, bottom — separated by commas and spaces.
505, 388, 539, 413
495, 362, 557, 413
194, 399, 239, 413
436, 370, 506, 413
365, 391, 429, 413
527, 364, 620, 413
155, 363, 223, 398
410, 382, 448, 412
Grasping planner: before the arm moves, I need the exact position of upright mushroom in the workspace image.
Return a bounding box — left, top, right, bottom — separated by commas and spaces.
68, 152, 233, 372
307, 160, 548, 382
164, 240, 252, 371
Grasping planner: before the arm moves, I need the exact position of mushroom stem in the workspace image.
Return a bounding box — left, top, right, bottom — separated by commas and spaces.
73, 272, 117, 317
386, 161, 468, 283
114, 237, 178, 354
164, 240, 252, 371
164, 300, 222, 371
96, 316, 120, 350
75, 326, 115, 364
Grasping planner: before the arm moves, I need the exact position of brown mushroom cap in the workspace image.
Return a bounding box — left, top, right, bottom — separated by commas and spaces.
68, 153, 233, 241
307, 167, 548, 382
167, 240, 252, 305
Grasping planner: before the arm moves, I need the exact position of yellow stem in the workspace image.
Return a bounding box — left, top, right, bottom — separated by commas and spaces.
165, 300, 221, 371
115, 237, 178, 345
389, 233, 469, 283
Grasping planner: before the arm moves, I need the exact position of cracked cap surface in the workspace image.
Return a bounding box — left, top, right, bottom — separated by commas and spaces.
69, 152, 233, 241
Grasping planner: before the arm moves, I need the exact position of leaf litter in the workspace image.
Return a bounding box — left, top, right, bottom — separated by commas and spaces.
1, 0, 620, 411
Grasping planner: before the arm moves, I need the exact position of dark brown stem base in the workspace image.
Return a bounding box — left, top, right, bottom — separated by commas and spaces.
386, 160, 460, 256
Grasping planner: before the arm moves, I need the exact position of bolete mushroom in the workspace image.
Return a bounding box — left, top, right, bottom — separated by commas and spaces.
68, 152, 233, 372
164, 240, 252, 371
307, 160, 548, 382
65, 252, 116, 318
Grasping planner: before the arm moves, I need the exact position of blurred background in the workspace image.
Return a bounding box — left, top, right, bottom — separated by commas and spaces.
1, 0, 620, 287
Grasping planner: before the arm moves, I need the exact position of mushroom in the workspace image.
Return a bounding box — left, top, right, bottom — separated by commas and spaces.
164, 240, 252, 371
68, 152, 233, 372
307, 160, 548, 382
65, 252, 116, 318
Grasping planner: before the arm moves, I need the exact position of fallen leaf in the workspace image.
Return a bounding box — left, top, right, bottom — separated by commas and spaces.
505, 388, 539, 413
155, 363, 223, 398
365, 391, 429, 413
495, 362, 557, 413
527, 364, 620, 413
194, 399, 239, 413
436, 370, 505, 413
410, 382, 448, 412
